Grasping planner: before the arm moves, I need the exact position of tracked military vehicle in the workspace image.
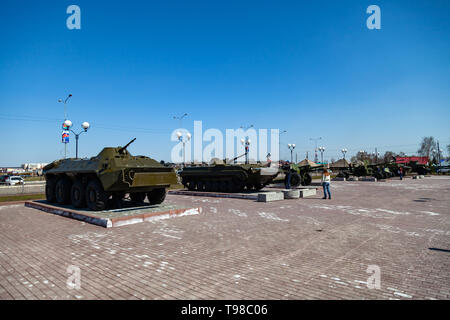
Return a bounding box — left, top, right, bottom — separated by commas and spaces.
43, 138, 178, 211
179, 153, 279, 192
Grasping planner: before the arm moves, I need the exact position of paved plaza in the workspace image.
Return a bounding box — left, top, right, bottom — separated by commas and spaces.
0, 176, 449, 300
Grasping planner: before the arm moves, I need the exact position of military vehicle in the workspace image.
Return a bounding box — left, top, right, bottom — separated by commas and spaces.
335, 161, 376, 179
335, 161, 407, 179
283, 161, 323, 187
409, 161, 430, 175
43, 138, 178, 211
179, 153, 279, 192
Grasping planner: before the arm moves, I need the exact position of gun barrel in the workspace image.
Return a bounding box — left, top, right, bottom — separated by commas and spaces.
226, 152, 247, 163
119, 138, 136, 153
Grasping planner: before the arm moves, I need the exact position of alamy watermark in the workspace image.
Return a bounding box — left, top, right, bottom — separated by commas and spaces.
366, 264, 381, 289
170, 121, 280, 164
66, 5, 81, 30
366, 5, 381, 30
67, 265, 81, 290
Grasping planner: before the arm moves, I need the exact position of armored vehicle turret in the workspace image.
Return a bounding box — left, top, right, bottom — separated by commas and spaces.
43, 138, 178, 211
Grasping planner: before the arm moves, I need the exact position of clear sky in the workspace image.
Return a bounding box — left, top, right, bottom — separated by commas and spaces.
0, 0, 449, 166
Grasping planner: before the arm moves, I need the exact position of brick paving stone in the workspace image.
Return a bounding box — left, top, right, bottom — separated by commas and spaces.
0, 176, 449, 299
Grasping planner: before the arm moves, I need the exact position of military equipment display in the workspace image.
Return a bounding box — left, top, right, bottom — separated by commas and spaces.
283, 160, 323, 187
335, 160, 414, 179
179, 153, 279, 192
43, 138, 178, 211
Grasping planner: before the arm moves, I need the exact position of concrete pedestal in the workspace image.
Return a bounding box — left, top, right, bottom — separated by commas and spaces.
25, 200, 201, 228
257, 192, 284, 202
299, 188, 317, 198
282, 189, 300, 199
359, 177, 377, 182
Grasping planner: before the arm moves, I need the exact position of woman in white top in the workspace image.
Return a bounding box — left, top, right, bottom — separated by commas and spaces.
322, 169, 331, 199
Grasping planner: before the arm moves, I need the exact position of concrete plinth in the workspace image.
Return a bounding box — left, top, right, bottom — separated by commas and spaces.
25, 200, 201, 228
168, 189, 259, 200
359, 177, 377, 182
299, 188, 317, 198
257, 192, 284, 202
282, 189, 300, 199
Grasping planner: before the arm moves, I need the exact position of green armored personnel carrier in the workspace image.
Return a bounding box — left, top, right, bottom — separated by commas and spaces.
43, 138, 178, 211
179, 154, 279, 192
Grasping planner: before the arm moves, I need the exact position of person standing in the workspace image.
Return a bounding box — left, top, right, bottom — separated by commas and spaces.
398, 167, 403, 180
283, 161, 291, 189
322, 169, 331, 199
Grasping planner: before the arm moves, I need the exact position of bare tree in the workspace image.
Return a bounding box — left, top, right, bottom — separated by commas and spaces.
383, 151, 396, 163
417, 137, 437, 158
447, 144, 450, 155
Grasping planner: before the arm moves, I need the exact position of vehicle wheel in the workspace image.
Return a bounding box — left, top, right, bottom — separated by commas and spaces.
55, 177, 72, 204
197, 181, 205, 191
219, 181, 229, 193
225, 180, 235, 193
253, 183, 264, 191
147, 188, 166, 205
85, 179, 108, 211
45, 177, 57, 203
211, 181, 220, 192
301, 173, 312, 186
187, 180, 196, 191
231, 178, 244, 192
130, 192, 146, 203
285, 172, 301, 187
112, 193, 125, 209
71, 180, 86, 208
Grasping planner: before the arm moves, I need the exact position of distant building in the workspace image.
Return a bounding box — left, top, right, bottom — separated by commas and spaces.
0, 163, 48, 176
22, 163, 48, 170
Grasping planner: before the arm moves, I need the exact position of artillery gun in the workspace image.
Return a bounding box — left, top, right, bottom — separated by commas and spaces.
179, 152, 279, 192
43, 138, 178, 211
282, 161, 323, 187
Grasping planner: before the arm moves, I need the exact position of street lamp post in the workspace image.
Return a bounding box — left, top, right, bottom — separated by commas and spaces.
288, 144, 296, 163
359, 150, 366, 161
310, 137, 322, 163
318, 146, 325, 164
341, 148, 348, 161
71, 122, 90, 159
241, 137, 251, 164
176, 131, 191, 167
372, 151, 380, 164
59, 94, 72, 158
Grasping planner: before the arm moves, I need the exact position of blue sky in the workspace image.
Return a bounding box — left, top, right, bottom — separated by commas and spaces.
0, 0, 449, 166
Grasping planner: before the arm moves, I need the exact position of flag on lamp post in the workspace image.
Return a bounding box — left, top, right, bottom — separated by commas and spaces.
62, 130, 69, 143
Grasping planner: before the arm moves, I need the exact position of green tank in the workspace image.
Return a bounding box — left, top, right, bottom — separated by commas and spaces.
179, 156, 279, 192
43, 138, 178, 211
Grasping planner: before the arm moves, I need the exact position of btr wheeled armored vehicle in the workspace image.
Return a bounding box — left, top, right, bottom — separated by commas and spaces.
43, 138, 178, 211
